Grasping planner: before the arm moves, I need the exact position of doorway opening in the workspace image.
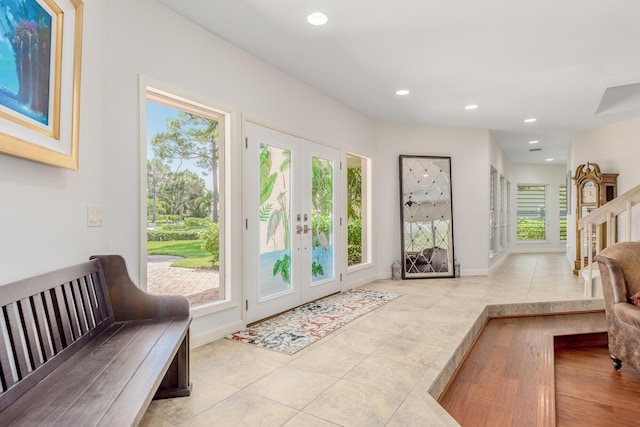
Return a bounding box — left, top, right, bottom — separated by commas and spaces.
245, 122, 341, 323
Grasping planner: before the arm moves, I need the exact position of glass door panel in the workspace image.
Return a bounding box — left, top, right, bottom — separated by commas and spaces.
245, 122, 302, 323
310, 156, 334, 284
259, 144, 292, 299
303, 143, 341, 303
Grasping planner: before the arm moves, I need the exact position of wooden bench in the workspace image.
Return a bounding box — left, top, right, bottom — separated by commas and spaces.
0, 255, 191, 426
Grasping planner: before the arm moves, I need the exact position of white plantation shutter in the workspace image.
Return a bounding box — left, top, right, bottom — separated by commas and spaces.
517, 184, 546, 240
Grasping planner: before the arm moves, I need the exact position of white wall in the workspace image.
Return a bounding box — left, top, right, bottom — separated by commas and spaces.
0, 0, 109, 284
570, 117, 640, 194
489, 134, 512, 179
510, 163, 568, 253
375, 124, 491, 276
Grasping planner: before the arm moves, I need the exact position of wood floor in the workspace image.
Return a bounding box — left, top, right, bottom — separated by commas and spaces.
438, 312, 640, 427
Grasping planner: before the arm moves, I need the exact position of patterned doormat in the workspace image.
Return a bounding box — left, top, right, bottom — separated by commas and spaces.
226, 289, 400, 354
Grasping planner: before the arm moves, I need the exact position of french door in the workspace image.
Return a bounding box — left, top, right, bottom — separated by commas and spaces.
245, 122, 341, 323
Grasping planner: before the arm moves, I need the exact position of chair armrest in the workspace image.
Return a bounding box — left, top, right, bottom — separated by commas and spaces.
595, 254, 630, 304
91, 255, 189, 321
613, 302, 640, 329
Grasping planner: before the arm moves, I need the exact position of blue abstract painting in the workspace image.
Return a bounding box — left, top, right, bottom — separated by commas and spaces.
0, 0, 53, 126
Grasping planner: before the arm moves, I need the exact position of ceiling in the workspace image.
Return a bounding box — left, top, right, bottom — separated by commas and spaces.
156, 0, 640, 164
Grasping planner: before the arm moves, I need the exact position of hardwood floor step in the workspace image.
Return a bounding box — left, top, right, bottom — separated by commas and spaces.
438, 312, 640, 426
555, 334, 640, 427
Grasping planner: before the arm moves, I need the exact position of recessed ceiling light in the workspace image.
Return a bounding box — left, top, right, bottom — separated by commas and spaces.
545, 158, 554, 162
396, 89, 410, 96
528, 140, 539, 144
307, 12, 328, 26
465, 104, 478, 110
524, 118, 537, 123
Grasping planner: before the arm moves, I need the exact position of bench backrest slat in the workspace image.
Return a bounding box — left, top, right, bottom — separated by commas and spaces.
42, 290, 63, 354
52, 285, 74, 346
18, 298, 43, 371
74, 279, 91, 335
62, 282, 82, 341
31, 293, 54, 362
4, 303, 32, 380
0, 259, 114, 410
90, 268, 113, 323
0, 313, 15, 391
78, 276, 97, 330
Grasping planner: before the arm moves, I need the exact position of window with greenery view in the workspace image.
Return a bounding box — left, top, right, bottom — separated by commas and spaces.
145, 88, 224, 305
347, 153, 369, 267
517, 184, 547, 241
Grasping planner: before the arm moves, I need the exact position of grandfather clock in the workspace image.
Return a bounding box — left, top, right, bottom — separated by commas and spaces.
573, 162, 618, 274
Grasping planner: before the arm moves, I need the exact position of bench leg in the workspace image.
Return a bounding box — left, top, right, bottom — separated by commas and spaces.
154, 333, 192, 399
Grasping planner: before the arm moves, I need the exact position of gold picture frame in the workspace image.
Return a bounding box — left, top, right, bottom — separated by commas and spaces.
0, 0, 83, 170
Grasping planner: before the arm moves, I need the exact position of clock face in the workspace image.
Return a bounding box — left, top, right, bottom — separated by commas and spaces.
582, 181, 597, 203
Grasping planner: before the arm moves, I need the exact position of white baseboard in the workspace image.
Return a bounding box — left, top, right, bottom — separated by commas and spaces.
190, 319, 245, 348
342, 272, 381, 291
378, 272, 392, 280
378, 269, 488, 279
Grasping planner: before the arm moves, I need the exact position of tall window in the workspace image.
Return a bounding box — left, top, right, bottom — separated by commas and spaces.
489, 168, 497, 254
559, 185, 567, 241
490, 168, 509, 255
145, 87, 225, 306
517, 184, 547, 241
506, 180, 511, 245
499, 175, 506, 249
347, 153, 370, 267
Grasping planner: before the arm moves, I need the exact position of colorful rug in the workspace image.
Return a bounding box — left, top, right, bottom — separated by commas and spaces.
226, 289, 400, 354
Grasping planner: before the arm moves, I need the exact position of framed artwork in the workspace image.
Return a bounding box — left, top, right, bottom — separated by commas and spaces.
0, 0, 83, 169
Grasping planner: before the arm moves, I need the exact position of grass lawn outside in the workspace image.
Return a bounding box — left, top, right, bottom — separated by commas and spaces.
147, 240, 216, 269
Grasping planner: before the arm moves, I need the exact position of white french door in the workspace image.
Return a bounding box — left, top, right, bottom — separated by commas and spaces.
245, 122, 341, 323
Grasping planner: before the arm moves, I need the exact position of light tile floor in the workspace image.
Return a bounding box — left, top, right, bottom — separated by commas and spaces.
141, 253, 603, 427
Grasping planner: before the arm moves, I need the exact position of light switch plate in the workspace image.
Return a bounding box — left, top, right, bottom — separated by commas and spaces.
87, 206, 104, 227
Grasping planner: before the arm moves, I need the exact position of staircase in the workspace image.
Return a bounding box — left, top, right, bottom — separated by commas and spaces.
578, 183, 640, 296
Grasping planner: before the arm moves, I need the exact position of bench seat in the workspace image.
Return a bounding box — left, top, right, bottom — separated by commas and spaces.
0, 317, 189, 426
0, 255, 191, 426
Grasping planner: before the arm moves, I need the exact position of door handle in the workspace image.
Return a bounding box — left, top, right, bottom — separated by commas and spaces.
304, 225, 310, 234
296, 225, 303, 234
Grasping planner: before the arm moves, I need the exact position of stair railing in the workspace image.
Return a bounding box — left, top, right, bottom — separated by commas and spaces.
578, 183, 640, 296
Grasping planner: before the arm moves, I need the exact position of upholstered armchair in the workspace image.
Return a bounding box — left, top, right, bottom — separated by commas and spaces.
595, 241, 640, 371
